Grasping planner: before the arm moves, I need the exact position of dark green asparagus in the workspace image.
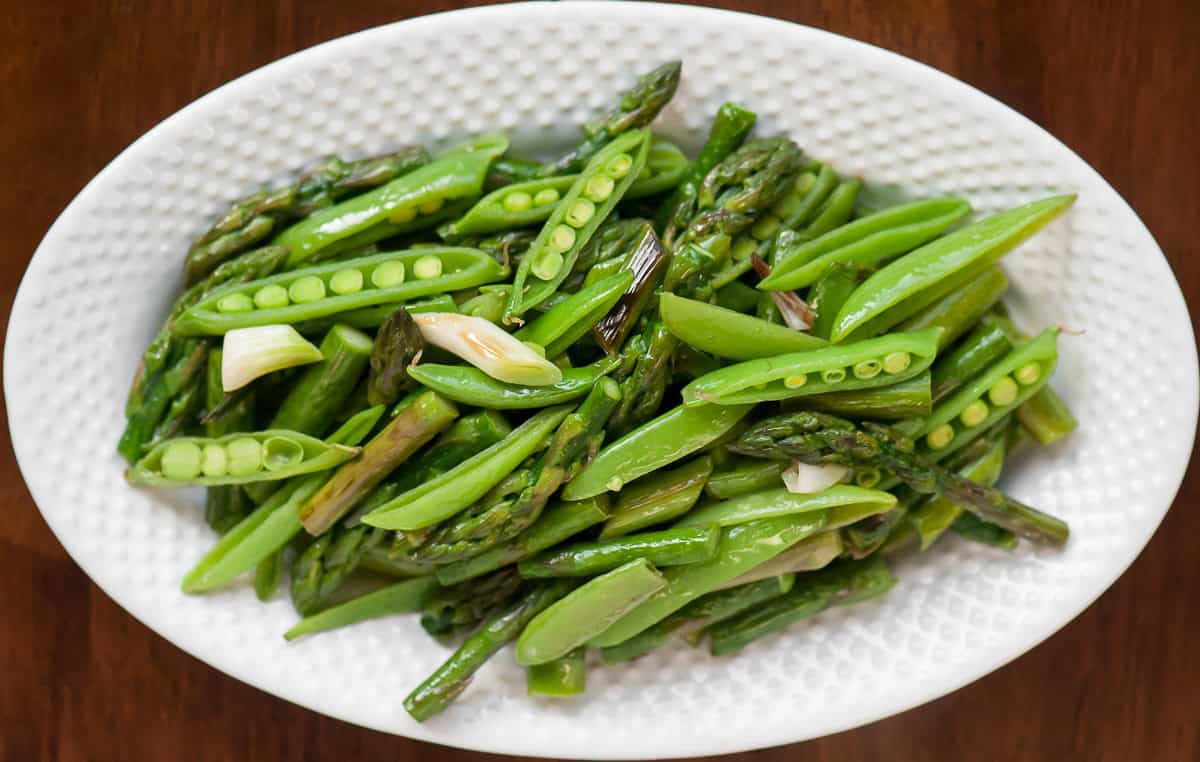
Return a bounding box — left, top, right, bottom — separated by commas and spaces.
730, 411, 1069, 545
418, 567, 526, 640
289, 524, 388, 615
541, 61, 682, 176
203, 348, 256, 534
366, 308, 425, 406
405, 580, 574, 721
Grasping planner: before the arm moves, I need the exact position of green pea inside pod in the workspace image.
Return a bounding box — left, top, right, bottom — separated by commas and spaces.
263, 436, 305, 471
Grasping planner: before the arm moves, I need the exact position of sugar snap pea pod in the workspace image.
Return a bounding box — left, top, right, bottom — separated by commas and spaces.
179, 405, 386, 593
830, 195, 1075, 342
659, 293, 827, 361
601, 574, 795, 663
363, 405, 573, 530
1017, 385, 1078, 445
795, 179, 861, 241
404, 580, 574, 722
408, 357, 618, 410
541, 61, 680, 176
359, 547, 436, 578
174, 248, 504, 335
439, 175, 577, 238
704, 459, 786, 500
527, 647, 587, 697
799, 371, 932, 420
276, 137, 506, 264
778, 163, 837, 231
675, 485, 895, 529
562, 403, 753, 501
917, 329, 1059, 457
657, 102, 757, 238
720, 530, 843, 590
282, 576, 440, 641
299, 391, 460, 535
897, 265, 1008, 349
457, 287, 509, 322
505, 130, 651, 321
588, 512, 829, 647
600, 456, 713, 539
929, 316, 1014, 404
269, 324, 374, 436
761, 197, 972, 290
909, 432, 1006, 549
519, 525, 720, 578
714, 280, 760, 313
435, 495, 610, 587
515, 271, 633, 352
517, 559, 667, 665
808, 263, 866, 340
128, 430, 359, 487
624, 139, 690, 200
707, 556, 896, 656
682, 328, 941, 406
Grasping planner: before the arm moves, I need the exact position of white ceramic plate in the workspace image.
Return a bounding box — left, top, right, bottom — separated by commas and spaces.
6, 2, 1196, 757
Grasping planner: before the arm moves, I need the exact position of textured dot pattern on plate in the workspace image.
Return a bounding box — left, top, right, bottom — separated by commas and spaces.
4, 2, 1195, 759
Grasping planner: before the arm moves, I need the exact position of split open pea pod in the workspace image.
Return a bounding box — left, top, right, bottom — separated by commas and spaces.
275, 135, 507, 265
504, 129, 651, 321
681, 327, 941, 406
440, 175, 577, 238
173, 248, 504, 335
127, 430, 360, 487
916, 328, 1059, 458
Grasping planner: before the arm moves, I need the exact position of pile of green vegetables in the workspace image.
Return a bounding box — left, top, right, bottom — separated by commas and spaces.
120, 61, 1078, 720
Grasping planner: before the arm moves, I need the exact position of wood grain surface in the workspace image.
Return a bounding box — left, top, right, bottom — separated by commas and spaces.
2, 2, 1198, 760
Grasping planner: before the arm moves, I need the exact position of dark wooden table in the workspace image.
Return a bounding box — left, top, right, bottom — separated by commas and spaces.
3, 2, 1198, 760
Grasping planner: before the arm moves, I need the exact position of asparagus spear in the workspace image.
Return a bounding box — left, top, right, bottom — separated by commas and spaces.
541, 61, 682, 176
730, 412, 1069, 545
126, 245, 289, 420
289, 524, 388, 615
366, 308, 425, 406
284, 576, 440, 641
118, 338, 209, 463
299, 391, 460, 535
419, 567, 525, 640
404, 580, 574, 722
203, 348, 256, 534
411, 378, 622, 563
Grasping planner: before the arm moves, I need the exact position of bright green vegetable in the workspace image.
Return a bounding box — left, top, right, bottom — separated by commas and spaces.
441, 175, 576, 238
704, 459, 786, 500
676, 485, 895, 528
600, 456, 713, 539
563, 403, 753, 500
527, 648, 587, 697
659, 293, 827, 360
519, 525, 720, 578
434, 495, 611, 587
799, 371, 932, 420
276, 138, 505, 264
897, 265, 1008, 349
363, 405, 573, 530
506, 129, 651, 319
588, 512, 830, 647
299, 391, 460, 534
721, 530, 843, 589
909, 433, 1007, 549
929, 317, 1015, 404
761, 197, 971, 290
283, 576, 441, 641
404, 581, 573, 722
269, 324, 374, 435
175, 248, 505, 335
517, 559, 667, 665
514, 270, 633, 353
1018, 386, 1078, 445
128, 430, 358, 487
681, 328, 941, 406
408, 357, 617, 410
829, 195, 1075, 342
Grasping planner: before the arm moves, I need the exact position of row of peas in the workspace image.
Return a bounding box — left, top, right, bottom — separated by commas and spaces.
502, 185, 563, 214
215, 254, 446, 314
531, 151, 636, 281
389, 196, 452, 225
924, 359, 1044, 450
781, 350, 912, 389
159, 435, 302, 480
